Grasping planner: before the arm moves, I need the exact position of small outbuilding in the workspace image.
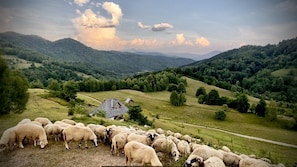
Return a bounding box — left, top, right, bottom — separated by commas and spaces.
90, 98, 129, 119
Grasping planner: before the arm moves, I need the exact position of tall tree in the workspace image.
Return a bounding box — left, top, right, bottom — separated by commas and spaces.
255, 97, 266, 117
0, 55, 29, 115
236, 94, 250, 113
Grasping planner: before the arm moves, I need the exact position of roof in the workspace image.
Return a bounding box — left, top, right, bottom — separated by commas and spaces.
91, 98, 129, 118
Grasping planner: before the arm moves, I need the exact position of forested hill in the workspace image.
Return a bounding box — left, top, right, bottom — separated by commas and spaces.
177, 37, 297, 102
0, 31, 194, 75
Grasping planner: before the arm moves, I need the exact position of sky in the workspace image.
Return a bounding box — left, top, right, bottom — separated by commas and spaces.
0, 0, 297, 59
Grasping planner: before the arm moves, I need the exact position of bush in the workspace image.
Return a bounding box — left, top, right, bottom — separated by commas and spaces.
215, 110, 226, 121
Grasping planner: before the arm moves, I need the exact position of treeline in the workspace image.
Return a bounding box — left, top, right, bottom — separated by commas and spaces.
177, 37, 297, 103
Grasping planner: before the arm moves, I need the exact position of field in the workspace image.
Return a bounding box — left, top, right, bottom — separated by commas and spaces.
0, 77, 297, 166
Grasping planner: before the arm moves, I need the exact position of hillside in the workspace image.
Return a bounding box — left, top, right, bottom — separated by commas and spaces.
1, 77, 297, 166
0, 31, 194, 76
177, 37, 297, 103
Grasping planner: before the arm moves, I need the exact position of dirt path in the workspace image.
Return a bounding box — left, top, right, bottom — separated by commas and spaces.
183, 123, 297, 149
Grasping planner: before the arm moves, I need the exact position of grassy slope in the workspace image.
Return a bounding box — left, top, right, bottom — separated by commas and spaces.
0, 78, 297, 166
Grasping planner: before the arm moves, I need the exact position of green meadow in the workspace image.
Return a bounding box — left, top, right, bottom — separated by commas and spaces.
0, 77, 296, 166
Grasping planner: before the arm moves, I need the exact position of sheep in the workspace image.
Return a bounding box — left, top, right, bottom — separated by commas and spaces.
177, 140, 191, 156
124, 141, 162, 166
184, 155, 226, 167
34, 117, 52, 127
44, 124, 64, 141
156, 128, 164, 134
174, 132, 182, 139
75, 122, 85, 127
182, 134, 192, 143
0, 126, 17, 151
152, 137, 180, 161
166, 130, 174, 136
54, 121, 72, 128
221, 145, 231, 152
111, 132, 129, 156
190, 143, 203, 152
61, 119, 76, 125
15, 123, 48, 149
17, 118, 31, 125
86, 124, 102, 131
63, 126, 97, 149
218, 149, 241, 167
30, 121, 43, 126
239, 157, 271, 167
167, 135, 180, 145
127, 133, 157, 146
93, 125, 107, 143
190, 145, 223, 161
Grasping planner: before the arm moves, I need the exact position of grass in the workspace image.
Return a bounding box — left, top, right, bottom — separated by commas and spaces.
271, 67, 297, 80
1, 77, 297, 166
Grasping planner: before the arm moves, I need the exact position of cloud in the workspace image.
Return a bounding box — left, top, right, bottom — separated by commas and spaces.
151, 23, 173, 31
138, 22, 150, 29
72, 2, 125, 50
74, 0, 89, 6
72, 1, 122, 29
196, 37, 210, 47
174, 33, 185, 44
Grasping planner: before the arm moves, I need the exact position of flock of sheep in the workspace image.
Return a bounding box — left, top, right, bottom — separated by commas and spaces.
0, 117, 287, 167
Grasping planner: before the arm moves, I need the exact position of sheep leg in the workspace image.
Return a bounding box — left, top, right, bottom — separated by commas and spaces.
17, 136, 24, 149
65, 141, 70, 149
85, 140, 88, 149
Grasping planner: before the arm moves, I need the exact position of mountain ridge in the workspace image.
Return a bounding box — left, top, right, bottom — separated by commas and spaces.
0, 31, 194, 75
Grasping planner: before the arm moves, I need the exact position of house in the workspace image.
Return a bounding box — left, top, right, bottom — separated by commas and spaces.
90, 98, 129, 118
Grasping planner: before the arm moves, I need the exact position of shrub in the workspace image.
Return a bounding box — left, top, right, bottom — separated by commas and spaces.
215, 110, 226, 121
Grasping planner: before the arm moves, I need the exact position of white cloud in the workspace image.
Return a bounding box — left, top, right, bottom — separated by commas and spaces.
196, 37, 210, 47
174, 33, 185, 44
72, 2, 125, 50
137, 22, 150, 29
74, 0, 89, 7
151, 23, 173, 31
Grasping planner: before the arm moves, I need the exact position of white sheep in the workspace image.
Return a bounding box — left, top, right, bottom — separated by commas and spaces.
17, 118, 31, 125
124, 141, 162, 166
239, 157, 271, 167
54, 121, 72, 128
75, 122, 85, 127
218, 149, 241, 167
190, 145, 223, 161
177, 140, 191, 156
127, 132, 157, 146
221, 145, 231, 152
182, 134, 192, 143
93, 125, 107, 143
184, 155, 226, 167
156, 128, 164, 134
34, 117, 52, 127
0, 126, 17, 151
30, 121, 43, 126
152, 137, 180, 161
61, 119, 77, 125
166, 130, 174, 136
44, 124, 63, 141
174, 132, 182, 139
63, 126, 97, 149
111, 132, 129, 156
15, 123, 48, 149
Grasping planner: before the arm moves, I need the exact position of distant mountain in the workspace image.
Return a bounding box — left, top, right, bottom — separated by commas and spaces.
176, 37, 297, 102
0, 32, 194, 75
126, 50, 222, 61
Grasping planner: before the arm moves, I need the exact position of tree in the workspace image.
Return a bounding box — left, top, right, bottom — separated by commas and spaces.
255, 97, 266, 117
0, 55, 29, 115
62, 80, 79, 101
215, 110, 226, 121
128, 105, 151, 125
207, 89, 220, 105
170, 91, 186, 106
236, 94, 250, 113
177, 83, 186, 93
195, 87, 206, 97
